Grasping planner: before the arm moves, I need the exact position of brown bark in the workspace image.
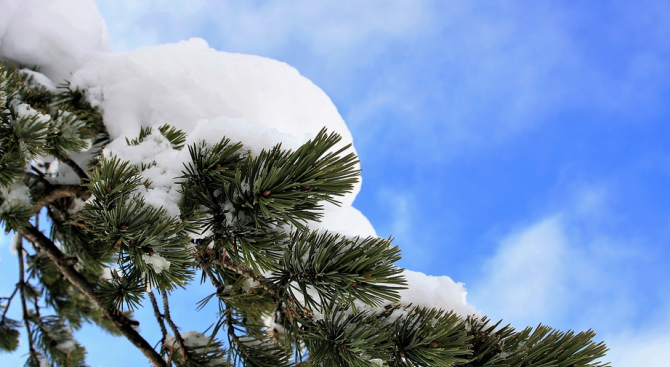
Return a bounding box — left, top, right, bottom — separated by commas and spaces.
20, 225, 167, 367
32, 184, 89, 212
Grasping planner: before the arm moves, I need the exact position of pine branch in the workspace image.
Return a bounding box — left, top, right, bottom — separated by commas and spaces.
218, 255, 277, 299
19, 224, 167, 367
2, 62, 610, 366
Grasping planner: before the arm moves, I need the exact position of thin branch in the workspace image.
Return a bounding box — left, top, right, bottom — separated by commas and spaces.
225, 308, 239, 355
200, 262, 224, 290
148, 291, 168, 352
224, 307, 255, 365
32, 184, 89, 213
206, 254, 277, 299
19, 224, 167, 367
17, 235, 40, 364
0, 284, 19, 323
29, 167, 50, 186
162, 290, 189, 364
54, 152, 88, 181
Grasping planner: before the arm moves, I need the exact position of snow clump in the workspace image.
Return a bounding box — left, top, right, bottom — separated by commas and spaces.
142, 253, 171, 274
0, 0, 478, 317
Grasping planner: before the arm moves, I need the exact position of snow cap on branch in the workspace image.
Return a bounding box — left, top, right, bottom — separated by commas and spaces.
0, 0, 477, 317
0, 0, 108, 82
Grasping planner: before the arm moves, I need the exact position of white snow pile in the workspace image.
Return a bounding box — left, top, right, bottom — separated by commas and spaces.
165, 331, 224, 366
0, 0, 478, 316
142, 253, 171, 274
0, 182, 31, 216
0, 0, 108, 83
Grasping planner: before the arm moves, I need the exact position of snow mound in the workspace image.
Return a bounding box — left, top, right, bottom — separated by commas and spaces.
0, 0, 108, 83
69, 37, 361, 206
401, 270, 478, 316
0, 0, 476, 317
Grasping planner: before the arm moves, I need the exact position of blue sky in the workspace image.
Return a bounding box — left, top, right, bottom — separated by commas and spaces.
2, 1, 670, 365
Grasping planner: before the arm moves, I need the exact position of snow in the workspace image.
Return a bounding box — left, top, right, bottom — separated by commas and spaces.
10, 232, 20, 255
242, 277, 259, 292
400, 270, 478, 317
71, 38, 355, 156
0, 0, 477, 320
165, 331, 225, 366
19, 68, 57, 92
308, 202, 377, 237
15, 102, 50, 124
0, 183, 32, 215
0, 0, 108, 83
181, 331, 209, 347
67, 197, 84, 214
65, 37, 362, 217
99, 266, 120, 281
55, 340, 77, 353
263, 312, 286, 337
142, 253, 171, 274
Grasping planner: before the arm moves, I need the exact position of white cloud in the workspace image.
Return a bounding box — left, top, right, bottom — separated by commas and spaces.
90, 0, 670, 167
470, 215, 571, 325
468, 183, 670, 365
605, 315, 670, 367
373, 189, 429, 270
378, 189, 413, 240
92, 0, 432, 56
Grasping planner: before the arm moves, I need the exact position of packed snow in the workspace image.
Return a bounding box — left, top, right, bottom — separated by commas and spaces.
0, 0, 108, 83
400, 270, 476, 316
55, 340, 77, 353
0, 0, 477, 316
0, 183, 32, 216
165, 331, 225, 366
142, 253, 171, 274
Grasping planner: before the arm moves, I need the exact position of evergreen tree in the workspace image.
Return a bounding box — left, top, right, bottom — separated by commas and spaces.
0, 61, 609, 366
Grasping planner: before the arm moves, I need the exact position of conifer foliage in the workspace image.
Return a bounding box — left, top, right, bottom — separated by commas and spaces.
0, 61, 609, 366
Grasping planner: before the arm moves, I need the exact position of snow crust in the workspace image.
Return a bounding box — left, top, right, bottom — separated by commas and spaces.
181, 331, 209, 347
0, 0, 108, 83
401, 270, 477, 316
10, 233, 20, 255
55, 340, 76, 353
142, 253, 171, 274
166, 331, 224, 366
0, 0, 476, 316
0, 183, 31, 215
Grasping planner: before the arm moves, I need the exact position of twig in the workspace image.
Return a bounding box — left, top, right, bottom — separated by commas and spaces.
32, 184, 89, 213
209, 255, 277, 299
0, 284, 19, 323
28, 167, 51, 189
200, 262, 224, 290
225, 307, 257, 365
162, 290, 189, 364
148, 291, 168, 352
17, 235, 40, 364
19, 224, 167, 367
54, 152, 88, 181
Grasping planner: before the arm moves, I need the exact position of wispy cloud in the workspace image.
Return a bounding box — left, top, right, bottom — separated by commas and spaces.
92, 0, 670, 165
92, 0, 431, 57
468, 182, 670, 365
607, 325, 670, 367
469, 215, 571, 325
